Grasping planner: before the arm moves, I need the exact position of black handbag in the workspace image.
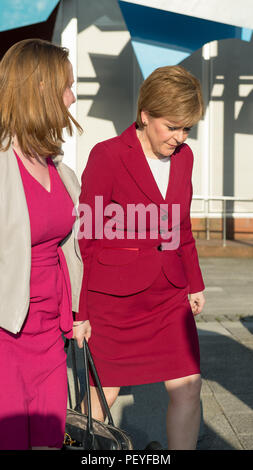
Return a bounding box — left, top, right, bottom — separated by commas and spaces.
63, 339, 133, 450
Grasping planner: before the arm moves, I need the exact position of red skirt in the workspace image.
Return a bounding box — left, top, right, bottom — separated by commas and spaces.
87, 271, 200, 387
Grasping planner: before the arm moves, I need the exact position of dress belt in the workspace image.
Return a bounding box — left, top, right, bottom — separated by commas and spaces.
31, 254, 59, 267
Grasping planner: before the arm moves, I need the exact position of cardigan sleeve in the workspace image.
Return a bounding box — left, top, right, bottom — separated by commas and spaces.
75, 143, 114, 321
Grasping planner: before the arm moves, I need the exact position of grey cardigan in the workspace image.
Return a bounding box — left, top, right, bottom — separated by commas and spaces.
0, 145, 84, 334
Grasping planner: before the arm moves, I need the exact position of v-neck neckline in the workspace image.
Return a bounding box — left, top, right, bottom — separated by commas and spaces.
138, 142, 175, 204
145, 154, 171, 201
14, 150, 52, 194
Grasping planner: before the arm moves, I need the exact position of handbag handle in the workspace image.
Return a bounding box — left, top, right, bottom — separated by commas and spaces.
69, 338, 82, 413
83, 339, 114, 427
67, 339, 114, 433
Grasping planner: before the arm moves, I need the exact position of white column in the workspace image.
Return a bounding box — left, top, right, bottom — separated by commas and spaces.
61, 0, 78, 172
201, 41, 217, 220
200, 43, 211, 229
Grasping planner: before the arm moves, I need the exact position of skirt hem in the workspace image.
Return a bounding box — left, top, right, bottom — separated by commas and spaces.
90, 367, 201, 388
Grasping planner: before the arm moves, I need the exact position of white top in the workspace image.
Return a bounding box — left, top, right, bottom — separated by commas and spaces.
145, 155, 171, 199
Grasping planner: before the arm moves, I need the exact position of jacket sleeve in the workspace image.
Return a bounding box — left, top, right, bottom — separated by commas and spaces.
75, 143, 114, 320
180, 151, 205, 294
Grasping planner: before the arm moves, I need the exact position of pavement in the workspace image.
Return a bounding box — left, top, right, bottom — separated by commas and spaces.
67, 257, 253, 451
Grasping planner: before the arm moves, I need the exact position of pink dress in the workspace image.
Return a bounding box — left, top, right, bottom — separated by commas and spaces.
0, 153, 75, 449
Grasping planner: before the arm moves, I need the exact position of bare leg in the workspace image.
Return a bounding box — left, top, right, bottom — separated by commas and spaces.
82, 386, 120, 422
164, 374, 202, 450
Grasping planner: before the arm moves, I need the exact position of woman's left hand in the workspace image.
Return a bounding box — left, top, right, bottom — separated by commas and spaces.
72, 320, 92, 348
189, 291, 205, 316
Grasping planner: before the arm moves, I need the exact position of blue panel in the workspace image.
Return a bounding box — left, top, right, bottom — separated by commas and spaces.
0, 0, 59, 32
241, 28, 253, 41
132, 41, 190, 78
119, 1, 243, 53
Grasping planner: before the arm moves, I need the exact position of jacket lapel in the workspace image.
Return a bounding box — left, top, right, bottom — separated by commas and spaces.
119, 123, 182, 206
119, 123, 166, 206
164, 143, 188, 203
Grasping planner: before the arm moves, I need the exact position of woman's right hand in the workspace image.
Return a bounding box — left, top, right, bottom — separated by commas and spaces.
72, 320, 91, 348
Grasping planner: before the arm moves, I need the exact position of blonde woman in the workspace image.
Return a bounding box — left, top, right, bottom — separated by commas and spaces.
77, 66, 205, 450
0, 39, 91, 450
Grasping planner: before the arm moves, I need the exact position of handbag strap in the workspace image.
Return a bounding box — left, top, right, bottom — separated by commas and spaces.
70, 339, 82, 413
83, 339, 114, 427
67, 339, 114, 427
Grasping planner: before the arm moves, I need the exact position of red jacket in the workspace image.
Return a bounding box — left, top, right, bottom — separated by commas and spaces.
76, 123, 205, 320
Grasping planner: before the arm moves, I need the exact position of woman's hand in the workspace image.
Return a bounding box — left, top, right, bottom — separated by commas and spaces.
72, 320, 91, 348
189, 291, 205, 316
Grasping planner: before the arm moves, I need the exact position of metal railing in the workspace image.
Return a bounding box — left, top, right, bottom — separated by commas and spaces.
192, 196, 253, 247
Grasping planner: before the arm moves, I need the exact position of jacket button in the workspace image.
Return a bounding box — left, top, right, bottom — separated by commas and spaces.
161, 214, 168, 221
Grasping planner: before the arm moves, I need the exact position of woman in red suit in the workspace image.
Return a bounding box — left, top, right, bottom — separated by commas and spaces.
77, 65, 205, 450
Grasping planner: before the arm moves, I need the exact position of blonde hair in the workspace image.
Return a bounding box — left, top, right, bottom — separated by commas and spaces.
0, 38, 82, 157
136, 65, 204, 129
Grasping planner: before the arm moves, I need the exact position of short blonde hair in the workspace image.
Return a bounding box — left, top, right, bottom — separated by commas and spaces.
136, 65, 204, 129
0, 38, 82, 157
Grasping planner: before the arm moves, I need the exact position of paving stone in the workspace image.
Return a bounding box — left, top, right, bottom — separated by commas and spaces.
197, 321, 233, 337
227, 413, 253, 435
215, 392, 253, 415
220, 321, 253, 341
200, 379, 213, 396
238, 435, 253, 450
198, 414, 243, 450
